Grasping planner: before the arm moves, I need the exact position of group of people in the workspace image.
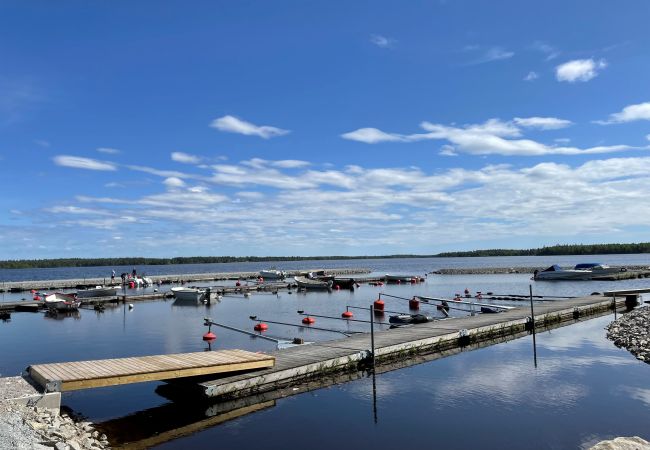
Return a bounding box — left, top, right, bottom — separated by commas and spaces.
110, 268, 139, 284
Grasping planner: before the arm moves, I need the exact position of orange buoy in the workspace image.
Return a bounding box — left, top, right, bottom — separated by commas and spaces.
409, 297, 420, 310
341, 311, 354, 318
202, 331, 216, 340
302, 317, 315, 325
254, 323, 268, 332
373, 298, 385, 311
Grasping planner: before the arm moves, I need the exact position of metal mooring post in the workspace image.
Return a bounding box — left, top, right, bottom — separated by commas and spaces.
370, 304, 376, 367
529, 284, 538, 368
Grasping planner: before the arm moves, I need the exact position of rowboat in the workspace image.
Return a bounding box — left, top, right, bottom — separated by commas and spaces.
75, 286, 118, 298
171, 287, 207, 302
44, 293, 81, 312
294, 276, 333, 290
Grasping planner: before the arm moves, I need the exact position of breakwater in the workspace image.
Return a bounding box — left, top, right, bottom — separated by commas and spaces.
0, 268, 370, 293
432, 265, 650, 279
606, 306, 650, 363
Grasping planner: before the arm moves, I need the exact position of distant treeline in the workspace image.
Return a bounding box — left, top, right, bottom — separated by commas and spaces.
435, 243, 650, 257
2, 243, 649, 269
0, 255, 435, 269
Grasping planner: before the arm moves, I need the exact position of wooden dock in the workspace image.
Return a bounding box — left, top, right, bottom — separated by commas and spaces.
198, 292, 640, 399
28, 350, 275, 392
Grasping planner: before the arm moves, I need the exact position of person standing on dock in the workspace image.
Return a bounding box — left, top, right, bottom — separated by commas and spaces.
111, 270, 115, 283
132, 268, 137, 278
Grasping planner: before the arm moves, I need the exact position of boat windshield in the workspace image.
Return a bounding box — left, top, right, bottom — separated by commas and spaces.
574, 263, 603, 270
542, 265, 563, 272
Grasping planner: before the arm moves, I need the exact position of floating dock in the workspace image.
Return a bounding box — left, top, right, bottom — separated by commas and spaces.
197, 292, 641, 399
28, 350, 275, 392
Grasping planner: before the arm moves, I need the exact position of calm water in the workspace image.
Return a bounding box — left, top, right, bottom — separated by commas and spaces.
1, 256, 649, 448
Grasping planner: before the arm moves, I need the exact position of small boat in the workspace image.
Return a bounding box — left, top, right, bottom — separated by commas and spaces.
44, 293, 81, 312
332, 278, 358, 290
171, 286, 207, 302
294, 276, 333, 290
384, 274, 416, 283
259, 269, 287, 280
388, 314, 432, 325
480, 306, 500, 314
75, 286, 118, 298
533, 265, 592, 281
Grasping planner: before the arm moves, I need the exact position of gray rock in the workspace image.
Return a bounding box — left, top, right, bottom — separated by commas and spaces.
589, 436, 650, 450
54, 442, 69, 450
67, 439, 82, 450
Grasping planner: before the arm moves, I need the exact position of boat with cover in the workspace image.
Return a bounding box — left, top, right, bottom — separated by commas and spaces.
533, 265, 592, 281
75, 286, 118, 298
44, 293, 81, 312
171, 287, 207, 302
259, 269, 287, 279
388, 314, 432, 325
294, 276, 333, 290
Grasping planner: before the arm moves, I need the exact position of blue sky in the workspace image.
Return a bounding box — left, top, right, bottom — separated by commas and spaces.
2, 1, 650, 259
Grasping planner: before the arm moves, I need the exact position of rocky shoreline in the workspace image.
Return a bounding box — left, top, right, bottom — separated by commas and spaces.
0, 403, 109, 450
606, 307, 650, 363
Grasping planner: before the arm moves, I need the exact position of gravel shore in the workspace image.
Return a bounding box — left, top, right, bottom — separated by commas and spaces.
0, 403, 110, 450
606, 307, 650, 363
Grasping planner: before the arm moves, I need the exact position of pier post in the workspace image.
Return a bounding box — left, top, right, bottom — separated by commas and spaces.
206, 288, 211, 306
529, 285, 537, 367
370, 305, 375, 367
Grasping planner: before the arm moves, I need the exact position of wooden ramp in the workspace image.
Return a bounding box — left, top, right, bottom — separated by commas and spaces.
28, 350, 275, 393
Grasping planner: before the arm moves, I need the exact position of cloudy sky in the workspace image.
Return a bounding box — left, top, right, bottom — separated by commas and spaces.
1, 1, 650, 259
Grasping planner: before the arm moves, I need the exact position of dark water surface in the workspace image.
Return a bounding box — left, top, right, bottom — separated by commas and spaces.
1, 256, 649, 448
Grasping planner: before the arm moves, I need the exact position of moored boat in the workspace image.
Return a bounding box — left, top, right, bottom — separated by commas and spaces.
388, 314, 432, 325
332, 278, 358, 290
384, 274, 417, 283
44, 293, 81, 312
533, 265, 592, 281
574, 263, 624, 276
259, 269, 287, 280
294, 276, 333, 290
171, 286, 207, 302
75, 286, 118, 298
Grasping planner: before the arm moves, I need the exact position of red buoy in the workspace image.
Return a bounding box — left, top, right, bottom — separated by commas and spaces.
254, 323, 268, 332
202, 331, 216, 341
341, 311, 354, 318
34, 295, 41, 301
373, 299, 385, 311
335, 285, 340, 290
129, 281, 135, 289
30, 289, 36, 294
302, 317, 315, 325
410, 278, 416, 284
409, 297, 420, 310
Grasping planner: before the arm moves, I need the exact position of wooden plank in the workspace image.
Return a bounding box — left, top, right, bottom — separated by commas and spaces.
28, 350, 275, 392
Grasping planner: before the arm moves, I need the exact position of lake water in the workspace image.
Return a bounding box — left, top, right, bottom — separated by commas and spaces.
1, 256, 649, 448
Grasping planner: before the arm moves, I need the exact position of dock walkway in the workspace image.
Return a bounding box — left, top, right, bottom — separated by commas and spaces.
28, 349, 275, 392
199, 293, 635, 398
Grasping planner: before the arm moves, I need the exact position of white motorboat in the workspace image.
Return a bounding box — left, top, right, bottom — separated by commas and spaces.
384, 274, 416, 283
294, 276, 333, 290
44, 293, 81, 312
259, 269, 286, 279
75, 286, 118, 298
171, 287, 207, 302
533, 265, 592, 281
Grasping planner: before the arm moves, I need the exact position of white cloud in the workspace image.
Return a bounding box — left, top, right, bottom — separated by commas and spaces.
163, 177, 185, 188
370, 34, 396, 48
210, 115, 290, 139
466, 46, 514, 65
343, 117, 637, 156
556, 58, 607, 82
439, 145, 457, 156
340, 127, 408, 143
524, 71, 539, 81
594, 101, 650, 125
34, 139, 50, 148
53, 155, 117, 171
513, 117, 573, 129
531, 41, 560, 61
97, 147, 120, 155
171, 151, 201, 164
272, 159, 311, 169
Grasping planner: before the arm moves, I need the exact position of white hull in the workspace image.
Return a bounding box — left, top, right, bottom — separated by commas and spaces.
45, 293, 81, 311
384, 274, 415, 282
294, 276, 332, 290
171, 287, 207, 302
534, 270, 592, 281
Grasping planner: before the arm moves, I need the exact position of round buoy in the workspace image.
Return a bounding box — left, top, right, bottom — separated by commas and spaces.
341, 311, 354, 318
302, 317, 315, 325
409, 297, 420, 310
335, 285, 340, 290
373, 298, 385, 311
254, 323, 268, 332
410, 278, 416, 284
203, 331, 216, 341
128, 303, 134, 309
129, 281, 135, 289
30, 289, 36, 294
34, 295, 41, 301
244, 292, 251, 298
